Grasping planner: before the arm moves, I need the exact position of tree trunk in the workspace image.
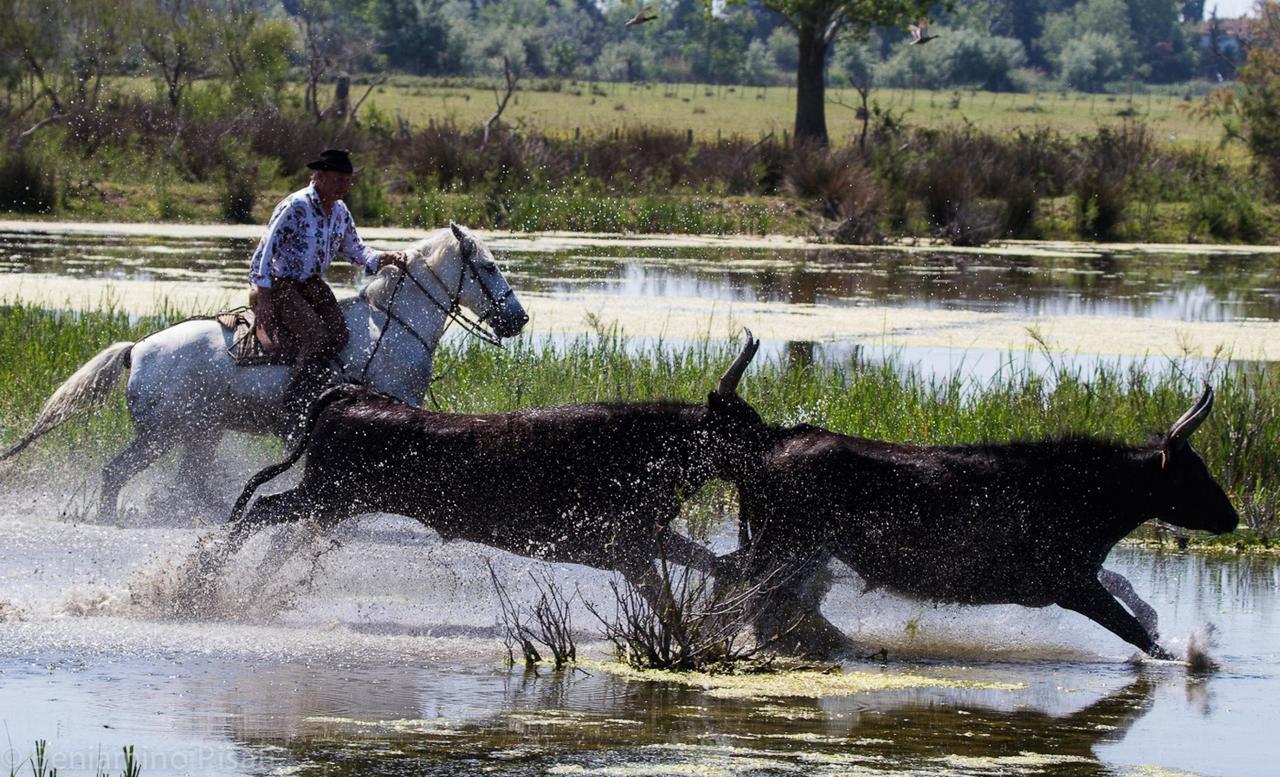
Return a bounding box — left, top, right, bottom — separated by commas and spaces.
794, 22, 829, 146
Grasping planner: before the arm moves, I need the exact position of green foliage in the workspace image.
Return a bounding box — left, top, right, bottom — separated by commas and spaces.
1187, 182, 1263, 242
1057, 32, 1126, 92
876, 27, 1027, 91
1234, 3, 1280, 192
219, 161, 258, 224
346, 169, 394, 225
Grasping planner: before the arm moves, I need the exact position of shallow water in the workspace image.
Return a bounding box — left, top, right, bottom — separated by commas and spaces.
0, 481, 1275, 777
4, 225, 1280, 372
3, 225, 1280, 775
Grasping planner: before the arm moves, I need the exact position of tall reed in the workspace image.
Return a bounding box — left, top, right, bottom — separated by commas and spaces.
4, 304, 1277, 535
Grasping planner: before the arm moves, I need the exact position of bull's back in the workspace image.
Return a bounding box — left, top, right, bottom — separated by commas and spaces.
749, 433, 1077, 606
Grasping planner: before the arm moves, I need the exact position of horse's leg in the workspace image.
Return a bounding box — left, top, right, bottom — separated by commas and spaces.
1057, 579, 1172, 659
175, 432, 229, 518
99, 429, 176, 525
1099, 567, 1159, 639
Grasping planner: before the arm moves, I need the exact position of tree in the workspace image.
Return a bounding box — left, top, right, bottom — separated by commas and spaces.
213, 0, 296, 104
728, 1, 944, 145
134, 0, 217, 111
1234, 2, 1280, 188
1, 0, 128, 128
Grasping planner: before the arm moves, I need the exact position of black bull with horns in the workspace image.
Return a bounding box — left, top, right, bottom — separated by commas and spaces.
217, 334, 768, 596
727, 386, 1238, 659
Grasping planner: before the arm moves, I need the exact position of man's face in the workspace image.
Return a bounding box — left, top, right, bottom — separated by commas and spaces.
314, 170, 354, 201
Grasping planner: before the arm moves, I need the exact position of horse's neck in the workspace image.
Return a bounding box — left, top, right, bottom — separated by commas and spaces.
342, 289, 447, 404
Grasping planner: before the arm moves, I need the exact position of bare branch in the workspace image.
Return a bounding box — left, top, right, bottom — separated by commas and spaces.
481, 56, 520, 148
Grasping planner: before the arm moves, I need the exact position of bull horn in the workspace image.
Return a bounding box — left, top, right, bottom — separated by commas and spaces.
716, 328, 759, 396
1168, 384, 1214, 445
449, 221, 465, 241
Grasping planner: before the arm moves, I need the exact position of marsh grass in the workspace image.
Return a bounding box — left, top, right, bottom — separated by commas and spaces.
5, 740, 142, 777
4, 304, 1279, 533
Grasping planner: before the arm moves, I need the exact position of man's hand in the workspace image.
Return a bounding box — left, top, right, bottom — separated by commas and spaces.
254, 286, 280, 352
381, 251, 408, 271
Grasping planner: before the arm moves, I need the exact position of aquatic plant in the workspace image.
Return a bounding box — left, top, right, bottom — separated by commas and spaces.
586, 551, 771, 672
4, 740, 142, 777
487, 561, 577, 669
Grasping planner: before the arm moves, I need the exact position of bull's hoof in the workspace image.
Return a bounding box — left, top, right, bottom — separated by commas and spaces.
1147, 644, 1177, 661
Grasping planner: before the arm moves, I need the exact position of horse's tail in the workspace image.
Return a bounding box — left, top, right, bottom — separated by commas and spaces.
0, 341, 134, 462
227, 384, 355, 525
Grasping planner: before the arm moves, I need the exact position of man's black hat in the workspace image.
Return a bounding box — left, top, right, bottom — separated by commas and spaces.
306, 148, 359, 174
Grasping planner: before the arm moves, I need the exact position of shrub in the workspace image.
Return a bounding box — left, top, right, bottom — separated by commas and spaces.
1072, 123, 1154, 240
1057, 33, 1125, 93
220, 162, 258, 224
1187, 184, 1264, 242
0, 153, 56, 213
346, 168, 394, 225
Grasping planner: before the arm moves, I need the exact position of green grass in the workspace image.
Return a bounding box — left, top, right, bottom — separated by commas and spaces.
340, 77, 1225, 147
5, 301, 1277, 545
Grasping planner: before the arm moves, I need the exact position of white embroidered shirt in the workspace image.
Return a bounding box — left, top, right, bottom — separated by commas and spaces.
249, 186, 382, 288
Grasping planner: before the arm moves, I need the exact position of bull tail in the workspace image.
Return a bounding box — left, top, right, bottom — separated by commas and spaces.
0, 341, 134, 462
227, 384, 354, 524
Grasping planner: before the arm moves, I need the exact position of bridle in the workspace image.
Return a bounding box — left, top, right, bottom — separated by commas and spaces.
356, 236, 512, 383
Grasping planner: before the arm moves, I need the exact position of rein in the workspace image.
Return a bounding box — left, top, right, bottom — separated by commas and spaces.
355, 244, 509, 393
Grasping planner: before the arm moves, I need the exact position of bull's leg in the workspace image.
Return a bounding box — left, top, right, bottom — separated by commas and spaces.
99, 429, 177, 525
225, 488, 320, 554
752, 554, 856, 658
1099, 567, 1159, 639
655, 526, 718, 572
1057, 580, 1173, 660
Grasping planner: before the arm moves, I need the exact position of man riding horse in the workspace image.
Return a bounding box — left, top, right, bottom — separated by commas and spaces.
249, 148, 408, 428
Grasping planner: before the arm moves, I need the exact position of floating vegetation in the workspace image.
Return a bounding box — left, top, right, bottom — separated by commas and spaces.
583, 660, 1025, 700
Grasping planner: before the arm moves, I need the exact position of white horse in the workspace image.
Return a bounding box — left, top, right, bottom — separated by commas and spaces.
2, 223, 528, 523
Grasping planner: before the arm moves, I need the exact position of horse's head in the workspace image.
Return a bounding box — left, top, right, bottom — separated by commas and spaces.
384, 224, 528, 340
445, 222, 528, 338
1149, 385, 1239, 535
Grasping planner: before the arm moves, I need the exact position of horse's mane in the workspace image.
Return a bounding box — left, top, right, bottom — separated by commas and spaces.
358, 227, 457, 308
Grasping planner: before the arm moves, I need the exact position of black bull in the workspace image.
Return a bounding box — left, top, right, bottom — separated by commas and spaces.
731, 386, 1239, 659
218, 335, 767, 595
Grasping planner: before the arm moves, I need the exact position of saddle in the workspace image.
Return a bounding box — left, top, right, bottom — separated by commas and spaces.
214, 307, 291, 367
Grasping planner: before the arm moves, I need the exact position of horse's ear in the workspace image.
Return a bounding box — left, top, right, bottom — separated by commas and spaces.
450, 221, 476, 258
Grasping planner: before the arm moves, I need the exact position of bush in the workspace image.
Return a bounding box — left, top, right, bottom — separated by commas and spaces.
346, 169, 394, 225
1187, 184, 1264, 242
0, 153, 56, 213
220, 163, 258, 224
1058, 33, 1125, 93
1071, 123, 1153, 240
875, 28, 1027, 91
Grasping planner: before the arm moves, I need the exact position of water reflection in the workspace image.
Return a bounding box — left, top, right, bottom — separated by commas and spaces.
243, 668, 1159, 776
5, 230, 1280, 324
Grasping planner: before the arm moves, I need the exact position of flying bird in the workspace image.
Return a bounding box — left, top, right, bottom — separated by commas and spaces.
908, 18, 937, 45
625, 5, 658, 27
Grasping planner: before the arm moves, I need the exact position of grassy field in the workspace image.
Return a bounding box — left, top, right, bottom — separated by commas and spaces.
2, 302, 1276, 546
352, 77, 1224, 146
